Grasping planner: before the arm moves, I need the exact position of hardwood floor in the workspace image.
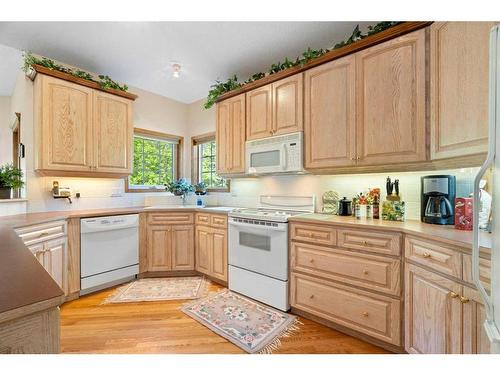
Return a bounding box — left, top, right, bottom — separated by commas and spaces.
60, 280, 389, 354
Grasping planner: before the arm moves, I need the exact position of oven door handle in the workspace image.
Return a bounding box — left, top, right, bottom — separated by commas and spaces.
229, 221, 287, 232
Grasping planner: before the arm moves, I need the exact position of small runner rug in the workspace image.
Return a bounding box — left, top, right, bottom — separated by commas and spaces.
102, 276, 208, 304
181, 289, 301, 354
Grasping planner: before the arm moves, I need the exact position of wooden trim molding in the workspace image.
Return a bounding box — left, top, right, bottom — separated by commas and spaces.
216, 22, 433, 103
191, 132, 230, 193
125, 128, 184, 193
31, 64, 138, 101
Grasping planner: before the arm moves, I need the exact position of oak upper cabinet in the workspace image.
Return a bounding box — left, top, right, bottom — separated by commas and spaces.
246, 84, 273, 140
356, 29, 426, 166
405, 264, 463, 354
430, 22, 495, 160
34, 73, 135, 177
304, 55, 356, 169
272, 74, 303, 136
216, 93, 246, 174
37, 75, 94, 173
93, 91, 133, 174
246, 73, 303, 141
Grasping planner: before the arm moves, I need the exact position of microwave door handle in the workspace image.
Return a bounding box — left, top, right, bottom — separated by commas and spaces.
280, 144, 287, 171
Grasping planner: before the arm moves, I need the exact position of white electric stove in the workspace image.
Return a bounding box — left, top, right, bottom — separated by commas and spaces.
228, 195, 315, 311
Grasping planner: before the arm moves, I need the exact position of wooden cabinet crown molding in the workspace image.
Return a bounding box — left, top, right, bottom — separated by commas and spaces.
31, 65, 138, 101
215, 22, 432, 103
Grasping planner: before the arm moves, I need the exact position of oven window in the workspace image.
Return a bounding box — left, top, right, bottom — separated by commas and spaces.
250, 150, 280, 168
239, 232, 271, 251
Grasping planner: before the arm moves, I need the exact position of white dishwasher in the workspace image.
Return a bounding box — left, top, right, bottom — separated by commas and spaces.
80, 214, 139, 295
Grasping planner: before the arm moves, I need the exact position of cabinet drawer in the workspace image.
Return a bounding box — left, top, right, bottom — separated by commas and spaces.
148, 212, 194, 225
405, 236, 462, 278
337, 228, 401, 256
195, 213, 210, 226
210, 214, 227, 229
291, 272, 401, 345
291, 242, 401, 296
463, 254, 491, 291
15, 220, 66, 246
290, 223, 336, 246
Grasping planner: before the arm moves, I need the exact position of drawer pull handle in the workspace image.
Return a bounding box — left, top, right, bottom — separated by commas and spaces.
449, 292, 459, 298
460, 296, 470, 304
362, 312, 369, 317
363, 240, 369, 246
422, 252, 431, 258
363, 270, 369, 275
309, 259, 315, 264
38, 232, 50, 237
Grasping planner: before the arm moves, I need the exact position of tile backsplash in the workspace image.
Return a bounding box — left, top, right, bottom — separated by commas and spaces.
1, 167, 479, 221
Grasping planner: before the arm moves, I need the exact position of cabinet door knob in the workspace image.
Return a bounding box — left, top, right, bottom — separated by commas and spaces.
362, 311, 369, 317
460, 296, 470, 304
422, 252, 431, 258
309, 294, 314, 299
449, 291, 459, 298
363, 270, 369, 275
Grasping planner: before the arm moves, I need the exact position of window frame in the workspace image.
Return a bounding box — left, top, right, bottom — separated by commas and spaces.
125, 127, 183, 193
191, 132, 230, 193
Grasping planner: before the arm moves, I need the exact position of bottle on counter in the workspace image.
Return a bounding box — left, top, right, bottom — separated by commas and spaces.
373, 197, 380, 219
355, 203, 361, 219
366, 204, 372, 219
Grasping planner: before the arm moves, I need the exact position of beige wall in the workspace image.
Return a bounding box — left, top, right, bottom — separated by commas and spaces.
1, 68, 192, 215
0, 96, 12, 165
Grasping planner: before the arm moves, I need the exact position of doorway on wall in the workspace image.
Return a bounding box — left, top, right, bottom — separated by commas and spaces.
11, 112, 22, 199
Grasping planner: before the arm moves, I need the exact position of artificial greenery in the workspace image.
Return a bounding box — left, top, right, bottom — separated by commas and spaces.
165, 178, 194, 196
204, 21, 402, 108
0, 164, 24, 189
22, 51, 130, 92
194, 181, 208, 195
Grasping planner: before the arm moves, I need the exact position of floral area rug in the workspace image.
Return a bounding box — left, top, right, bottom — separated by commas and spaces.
102, 277, 208, 304
181, 289, 301, 354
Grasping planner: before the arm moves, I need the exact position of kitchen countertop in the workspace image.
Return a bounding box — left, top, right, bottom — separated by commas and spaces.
0, 205, 236, 228
0, 225, 64, 317
289, 213, 492, 251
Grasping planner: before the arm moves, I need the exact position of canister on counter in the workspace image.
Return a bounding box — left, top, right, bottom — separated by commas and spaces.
454, 197, 473, 231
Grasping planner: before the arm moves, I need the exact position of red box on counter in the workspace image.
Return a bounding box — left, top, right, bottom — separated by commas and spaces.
455, 197, 473, 231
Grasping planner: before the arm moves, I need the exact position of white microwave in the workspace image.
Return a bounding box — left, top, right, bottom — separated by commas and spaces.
245, 132, 304, 175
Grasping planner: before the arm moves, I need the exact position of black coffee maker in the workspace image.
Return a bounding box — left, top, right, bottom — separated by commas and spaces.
421, 175, 456, 225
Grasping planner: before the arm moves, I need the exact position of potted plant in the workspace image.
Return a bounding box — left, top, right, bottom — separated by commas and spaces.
194, 181, 207, 195
165, 178, 194, 205
0, 164, 24, 199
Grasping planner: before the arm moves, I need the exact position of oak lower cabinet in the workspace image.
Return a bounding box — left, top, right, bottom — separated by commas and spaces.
216, 93, 246, 174
289, 221, 403, 348
34, 72, 135, 177
195, 213, 228, 283
430, 22, 496, 160
147, 224, 195, 272
405, 263, 491, 354
15, 220, 67, 293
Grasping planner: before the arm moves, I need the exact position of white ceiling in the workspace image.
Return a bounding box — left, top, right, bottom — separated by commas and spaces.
0, 22, 376, 103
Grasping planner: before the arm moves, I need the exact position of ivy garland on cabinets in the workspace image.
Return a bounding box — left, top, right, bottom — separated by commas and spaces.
22, 51, 129, 92
204, 21, 401, 109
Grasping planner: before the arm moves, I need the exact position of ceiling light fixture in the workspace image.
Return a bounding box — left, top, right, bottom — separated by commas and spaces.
172, 63, 181, 78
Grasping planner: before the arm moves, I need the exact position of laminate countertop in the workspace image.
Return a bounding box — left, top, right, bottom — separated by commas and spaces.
289, 214, 492, 251
0, 206, 235, 228
0, 225, 64, 317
